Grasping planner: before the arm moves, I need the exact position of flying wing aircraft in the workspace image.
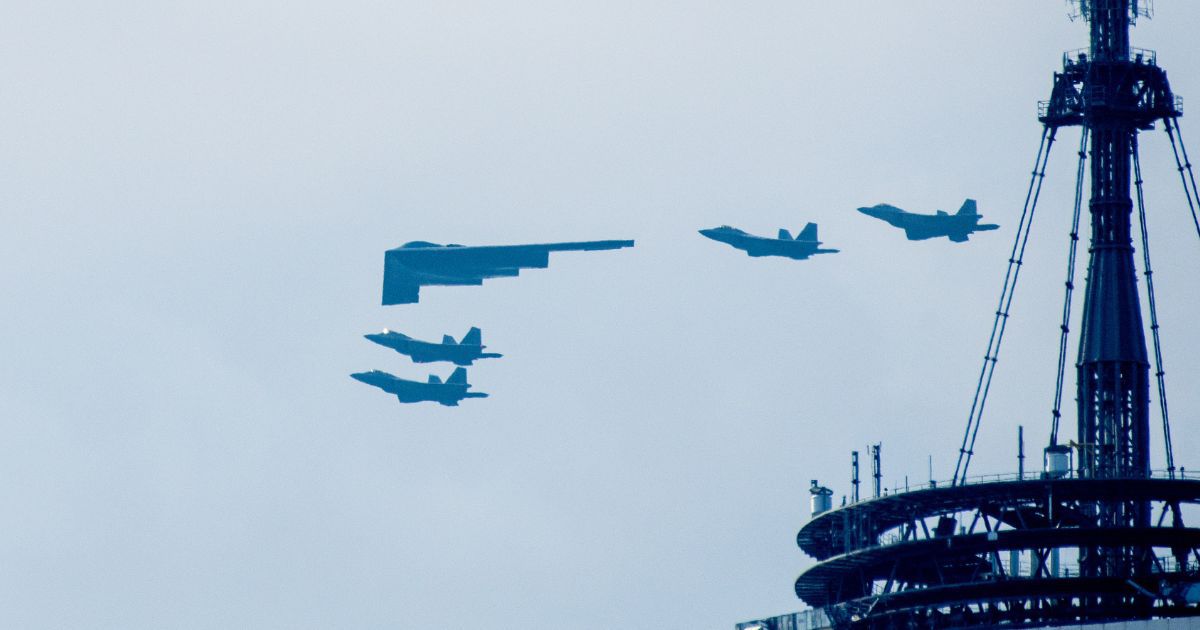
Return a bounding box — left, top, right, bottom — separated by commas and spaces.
350, 367, 488, 406
857, 199, 998, 242
381, 239, 635, 305
699, 223, 839, 260
364, 326, 502, 366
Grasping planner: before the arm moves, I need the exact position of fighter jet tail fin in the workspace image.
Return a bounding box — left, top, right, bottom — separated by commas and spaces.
442, 334, 457, 345
778, 229, 793, 240
428, 374, 443, 384
461, 327, 482, 346
447, 367, 469, 386
956, 199, 978, 216
798, 222, 818, 241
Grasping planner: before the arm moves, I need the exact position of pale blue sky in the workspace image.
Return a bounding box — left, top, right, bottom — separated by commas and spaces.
2, 2, 1199, 628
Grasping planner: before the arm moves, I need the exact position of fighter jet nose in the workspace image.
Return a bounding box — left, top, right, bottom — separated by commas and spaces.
364, 333, 391, 345
350, 372, 370, 383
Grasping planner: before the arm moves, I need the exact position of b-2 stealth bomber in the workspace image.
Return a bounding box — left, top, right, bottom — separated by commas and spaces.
351, 368, 488, 406
364, 326, 501, 366
857, 198, 998, 242
382, 239, 635, 305
699, 223, 839, 260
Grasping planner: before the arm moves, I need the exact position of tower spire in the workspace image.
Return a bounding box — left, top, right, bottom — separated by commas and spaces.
1074, 0, 1150, 486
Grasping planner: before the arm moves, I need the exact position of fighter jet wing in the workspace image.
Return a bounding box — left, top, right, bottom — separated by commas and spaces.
903, 226, 940, 241
378, 376, 430, 397
382, 240, 634, 305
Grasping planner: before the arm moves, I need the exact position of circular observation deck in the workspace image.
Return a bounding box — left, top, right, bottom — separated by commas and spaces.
796, 475, 1200, 628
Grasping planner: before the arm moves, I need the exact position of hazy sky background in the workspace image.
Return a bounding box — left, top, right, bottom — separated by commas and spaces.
2, 1, 1200, 628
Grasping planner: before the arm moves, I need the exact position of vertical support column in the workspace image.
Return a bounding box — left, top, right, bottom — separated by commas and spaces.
851, 451, 860, 503
1074, 0, 1153, 581
871, 444, 882, 498
1076, 121, 1150, 483
1018, 425, 1026, 479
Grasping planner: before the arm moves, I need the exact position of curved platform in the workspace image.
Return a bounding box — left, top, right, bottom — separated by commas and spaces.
794, 477, 1200, 627
798, 477, 1200, 560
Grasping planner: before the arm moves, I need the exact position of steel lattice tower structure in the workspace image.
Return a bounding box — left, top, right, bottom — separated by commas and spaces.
737, 3, 1200, 629
1075, 0, 1151, 488
1072, 0, 1153, 583
1040, 0, 1182, 585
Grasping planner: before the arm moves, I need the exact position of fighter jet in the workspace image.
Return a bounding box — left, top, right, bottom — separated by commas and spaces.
698, 223, 839, 260
382, 239, 635, 305
350, 368, 488, 406
364, 327, 502, 366
857, 198, 998, 242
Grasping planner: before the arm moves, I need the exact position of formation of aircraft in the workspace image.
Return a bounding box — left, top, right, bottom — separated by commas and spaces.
364, 327, 501, 366
351, 368, 488, 406
360, 238, 638, 406
356, 204, 995, 407
382, 239, 635, 305
857, 198, 998, 242
699, 223, 839, 259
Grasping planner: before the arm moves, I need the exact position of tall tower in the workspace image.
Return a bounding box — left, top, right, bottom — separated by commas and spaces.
735, 3, 1200, 629
1074, 0, 1150, 484
1073, 0, 1153, 582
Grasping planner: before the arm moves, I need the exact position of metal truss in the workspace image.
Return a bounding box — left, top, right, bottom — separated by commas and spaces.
795, 478, 1200, 628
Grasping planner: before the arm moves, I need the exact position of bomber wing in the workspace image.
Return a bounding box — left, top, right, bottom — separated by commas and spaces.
382, 240, 635, 305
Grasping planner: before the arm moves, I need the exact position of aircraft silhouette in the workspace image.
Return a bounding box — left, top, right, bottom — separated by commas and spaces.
857, 199, 998, 242
351, 368, 488, 406
364, 327, 502, 366
382, 239, 634, 305
699, 223, 839, 260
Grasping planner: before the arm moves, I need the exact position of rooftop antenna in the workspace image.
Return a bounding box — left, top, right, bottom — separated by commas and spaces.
871, 444, 882, 499
1018, 425, 1026, 480
1067, 0, 1152, 22
851, 451, 860, 503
